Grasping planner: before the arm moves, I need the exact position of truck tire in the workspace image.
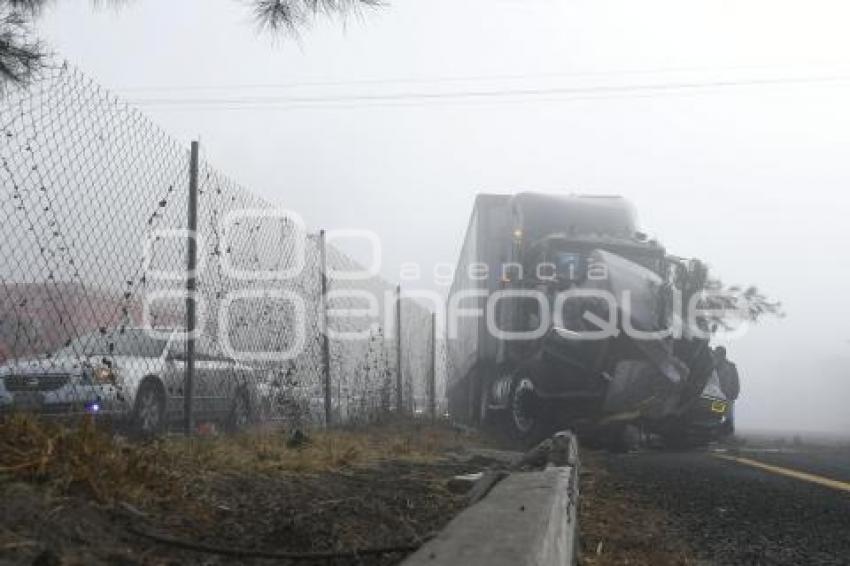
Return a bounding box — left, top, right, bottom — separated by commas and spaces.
507, 376, 545, 444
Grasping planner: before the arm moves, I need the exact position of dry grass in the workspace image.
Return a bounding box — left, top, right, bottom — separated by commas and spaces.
0, 415, 482, 564
161, 420, 477, 476
0, 414, 180, 506
0, 414, 476, 508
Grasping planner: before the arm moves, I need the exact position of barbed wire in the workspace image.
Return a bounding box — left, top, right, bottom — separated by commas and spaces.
0, 63, 442, 430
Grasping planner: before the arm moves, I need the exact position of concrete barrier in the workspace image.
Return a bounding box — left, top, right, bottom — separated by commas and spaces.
403, 433, 580, 566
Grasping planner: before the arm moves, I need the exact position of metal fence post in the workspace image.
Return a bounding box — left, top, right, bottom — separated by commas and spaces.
395, 284, 403, 414
429, 311, 437, 421
184, 140, 199, 436
319, 230, 332, 427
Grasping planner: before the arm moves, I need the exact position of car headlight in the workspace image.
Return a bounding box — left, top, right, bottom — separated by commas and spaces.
93, 366, 117, 385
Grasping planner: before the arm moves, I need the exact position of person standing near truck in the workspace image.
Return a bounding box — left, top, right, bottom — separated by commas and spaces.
714, 346, 740, 434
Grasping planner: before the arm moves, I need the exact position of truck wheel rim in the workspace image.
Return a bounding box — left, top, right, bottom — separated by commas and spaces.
512, 378, 536, 434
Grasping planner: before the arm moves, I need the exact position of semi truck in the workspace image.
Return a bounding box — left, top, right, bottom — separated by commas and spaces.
446, 193, 732, 447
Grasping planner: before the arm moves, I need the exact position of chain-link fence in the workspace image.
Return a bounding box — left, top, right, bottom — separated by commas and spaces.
0, 63, 442, 433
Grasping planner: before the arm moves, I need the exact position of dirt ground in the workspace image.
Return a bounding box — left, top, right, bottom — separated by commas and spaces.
1, 414, 745, 566
0, 415, 511, 566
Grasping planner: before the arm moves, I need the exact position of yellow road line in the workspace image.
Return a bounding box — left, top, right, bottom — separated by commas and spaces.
714, 453, 850, 493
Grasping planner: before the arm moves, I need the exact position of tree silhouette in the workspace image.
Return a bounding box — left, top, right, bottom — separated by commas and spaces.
674, 258, 783, 332
697, 279, 785, 333
0, 0, 381, 84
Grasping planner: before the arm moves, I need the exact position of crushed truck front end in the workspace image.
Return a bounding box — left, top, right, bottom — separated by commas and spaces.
447, 192, 721, 447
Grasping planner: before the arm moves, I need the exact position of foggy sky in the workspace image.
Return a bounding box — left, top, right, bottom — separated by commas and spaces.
38, 0, 850, 433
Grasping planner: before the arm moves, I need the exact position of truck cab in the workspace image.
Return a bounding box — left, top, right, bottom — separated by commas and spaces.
447, 193, 719, 446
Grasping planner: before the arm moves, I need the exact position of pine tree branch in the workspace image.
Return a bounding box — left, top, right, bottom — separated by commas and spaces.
0, 0, 384, 87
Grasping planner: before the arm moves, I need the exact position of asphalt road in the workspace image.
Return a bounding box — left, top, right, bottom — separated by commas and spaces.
598, 443, 850, 565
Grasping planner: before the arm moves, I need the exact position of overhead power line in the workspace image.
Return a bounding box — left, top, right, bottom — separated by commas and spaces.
127, 74, 850, 111
115, 62, 850, 93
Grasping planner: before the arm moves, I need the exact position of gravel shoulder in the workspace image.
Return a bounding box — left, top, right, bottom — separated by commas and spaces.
579, 450, 698, 566
584, 446, 850, 566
